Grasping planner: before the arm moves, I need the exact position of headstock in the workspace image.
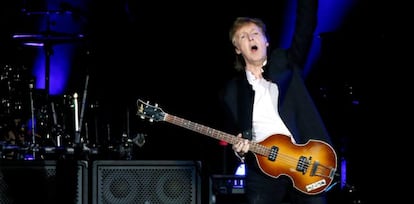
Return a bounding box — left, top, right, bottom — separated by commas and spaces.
136, 99, 165, 122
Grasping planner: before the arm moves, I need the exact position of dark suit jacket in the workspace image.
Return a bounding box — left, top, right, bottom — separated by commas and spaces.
220, 0, 331, 146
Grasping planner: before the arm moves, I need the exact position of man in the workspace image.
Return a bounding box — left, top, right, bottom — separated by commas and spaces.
219, 0, 335, 203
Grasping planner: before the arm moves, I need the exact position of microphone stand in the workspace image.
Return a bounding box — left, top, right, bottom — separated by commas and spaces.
28, 79, 37, 159
73, 74, 90, 159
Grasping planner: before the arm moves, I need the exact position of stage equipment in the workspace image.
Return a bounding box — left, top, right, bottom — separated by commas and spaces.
0, 160, 88, 204
92, 160, 202, 204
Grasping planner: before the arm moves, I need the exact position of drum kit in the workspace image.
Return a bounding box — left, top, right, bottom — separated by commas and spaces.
0, 3, 146, 161
0, 6, 94, 160
0, 62, 91, 160
0, 63, 139, 161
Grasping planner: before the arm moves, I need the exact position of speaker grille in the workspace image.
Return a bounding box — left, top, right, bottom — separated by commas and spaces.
0, 160, 87, 204
93, 160, 201, 204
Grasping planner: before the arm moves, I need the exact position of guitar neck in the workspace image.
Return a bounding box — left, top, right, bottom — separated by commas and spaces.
137, 99, 337, 196
164, 113, 269, 156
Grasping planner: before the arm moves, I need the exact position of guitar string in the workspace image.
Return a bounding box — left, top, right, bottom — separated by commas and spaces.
254, 143, 335, 178
166, 114, 335, 179
138, 105, 336, 193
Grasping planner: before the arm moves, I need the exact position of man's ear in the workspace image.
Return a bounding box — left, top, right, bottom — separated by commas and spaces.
235, 46, 241, 54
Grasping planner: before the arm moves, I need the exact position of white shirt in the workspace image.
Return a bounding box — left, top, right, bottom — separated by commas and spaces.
246, 70, 295, 143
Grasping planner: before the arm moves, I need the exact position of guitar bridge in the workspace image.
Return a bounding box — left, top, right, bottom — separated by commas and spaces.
268, 146, 278, 161
296, 156, 310, 174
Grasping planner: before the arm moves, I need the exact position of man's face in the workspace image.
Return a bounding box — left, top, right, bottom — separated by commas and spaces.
233, 22, 268, 66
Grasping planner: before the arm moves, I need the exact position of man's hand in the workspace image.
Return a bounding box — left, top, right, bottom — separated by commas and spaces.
232, 133, 250, 156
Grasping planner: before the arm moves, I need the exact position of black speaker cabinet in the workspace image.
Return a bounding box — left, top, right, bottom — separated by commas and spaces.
0, 160, 88, 204
92, 160, 202, 204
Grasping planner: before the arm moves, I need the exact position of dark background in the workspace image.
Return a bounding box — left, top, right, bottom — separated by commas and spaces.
0, 0, 402, 203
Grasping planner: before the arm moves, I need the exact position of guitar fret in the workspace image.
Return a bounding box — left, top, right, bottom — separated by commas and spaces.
137, 99, 337, 196
169, 115, 235, 143
251, 143, 269, 156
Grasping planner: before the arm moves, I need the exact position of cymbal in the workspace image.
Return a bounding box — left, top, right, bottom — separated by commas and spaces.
12, 32, 85, 44
22, 10, 74, 16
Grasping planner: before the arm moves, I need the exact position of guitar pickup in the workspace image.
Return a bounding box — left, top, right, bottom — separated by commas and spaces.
296, 156, 310, 174
268, 146, 278, 161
